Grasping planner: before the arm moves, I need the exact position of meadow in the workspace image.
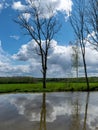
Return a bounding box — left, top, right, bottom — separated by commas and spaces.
0, 77, 98, 93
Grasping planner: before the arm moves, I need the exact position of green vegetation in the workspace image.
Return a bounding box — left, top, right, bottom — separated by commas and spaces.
0, 77, 98, 93
0, 77, 36, 84
0, 80, 98, 93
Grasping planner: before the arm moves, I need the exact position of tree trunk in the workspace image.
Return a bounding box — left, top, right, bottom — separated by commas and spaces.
43, 72, 46, 89
42, 54, 47, 89
83, 54, 89, 91
41, 53, 47, 89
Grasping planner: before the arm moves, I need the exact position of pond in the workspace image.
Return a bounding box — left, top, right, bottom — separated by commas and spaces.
0, 92, 98, 130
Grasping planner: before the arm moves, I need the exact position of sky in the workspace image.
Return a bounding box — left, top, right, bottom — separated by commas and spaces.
0, 0, 98, 78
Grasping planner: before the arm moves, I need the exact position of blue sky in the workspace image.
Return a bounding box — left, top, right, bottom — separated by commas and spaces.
0, 0, 98, 77
0, 2, 29, 54
0, 0, 74, 54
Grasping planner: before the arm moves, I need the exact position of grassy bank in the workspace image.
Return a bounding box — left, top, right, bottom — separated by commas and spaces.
0, 82, 98, 93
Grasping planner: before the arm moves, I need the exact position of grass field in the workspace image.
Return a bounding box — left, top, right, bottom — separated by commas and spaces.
0, 82, 98, 93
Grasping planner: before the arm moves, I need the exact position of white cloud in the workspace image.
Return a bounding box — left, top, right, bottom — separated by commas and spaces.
12, 0, 73, 19
0, 38, 98, 77
10, 35, 20, 40
22, 13, 31, 22
12, 39, 98, 77
0, 3, 3, 10
0, 41, 13, 76
35, 0, 72, 18
0, 45, 40, 76
12, 1, 26, 11
85, 31, 98, 51
12, 40, 39, 61
56, 0, 73, 17
12, 40, 72, 77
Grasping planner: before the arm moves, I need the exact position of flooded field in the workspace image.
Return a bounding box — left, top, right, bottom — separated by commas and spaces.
0, 92, 98, 130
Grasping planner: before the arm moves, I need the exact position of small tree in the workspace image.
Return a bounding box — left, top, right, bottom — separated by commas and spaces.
15, 0, 60, 88
71, 41, 80, 78
70, 0, 89, 90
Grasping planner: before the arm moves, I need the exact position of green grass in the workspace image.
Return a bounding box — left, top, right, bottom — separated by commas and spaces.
0, 82, 98, 93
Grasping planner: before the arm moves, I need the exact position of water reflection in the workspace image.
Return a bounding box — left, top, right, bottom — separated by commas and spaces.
69, 93, 81, 130
39, 93, 46, 130
0, 92, 98, 130
83, 92, 89, 130
69, 92, 90, 130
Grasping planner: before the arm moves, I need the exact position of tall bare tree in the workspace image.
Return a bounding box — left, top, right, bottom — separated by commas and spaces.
15, 0, 60, 88
86, 0, 98, 50
70, 0, 89, 90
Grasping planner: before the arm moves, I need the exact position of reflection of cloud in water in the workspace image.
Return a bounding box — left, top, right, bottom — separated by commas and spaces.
83, 105, 98, 130
10, 94, 72, 122
10, 93, 98, 130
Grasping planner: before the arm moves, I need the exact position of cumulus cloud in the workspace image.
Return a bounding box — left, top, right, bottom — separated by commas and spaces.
86, 47, 98, 66
0, 41, 39, 77
12, 40, 73, 77
12, 39, 98, 77
0, 42, 13, 76
12, 1, 26, 11
28, 0, 73, 18
0, 38, 98, 77
12, 40, 39, 61
85, 31, 98, 51
12, 0, 73, 19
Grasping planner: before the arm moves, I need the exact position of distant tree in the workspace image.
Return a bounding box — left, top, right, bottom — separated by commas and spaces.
15, 0, 60, 88
70, 0, 90, 90
71, 41, 81, 78
85, 0, 98, 50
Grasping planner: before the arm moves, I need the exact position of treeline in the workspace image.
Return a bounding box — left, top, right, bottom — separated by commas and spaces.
0, 77, 37, 84
46, 77, 98, 83
0, 76, 98, 84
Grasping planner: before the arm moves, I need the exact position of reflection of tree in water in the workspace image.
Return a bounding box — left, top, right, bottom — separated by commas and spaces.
9, 92, 95, 130
69, 93, 81, 130
82, 92, 90, 130
39, 93, 46, 130
69, 92, 90, 130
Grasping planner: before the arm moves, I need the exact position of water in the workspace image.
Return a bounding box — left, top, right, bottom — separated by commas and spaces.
0, 92, 98, 130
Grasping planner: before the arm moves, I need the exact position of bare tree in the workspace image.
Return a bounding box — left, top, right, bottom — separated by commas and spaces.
85, 0, 98, 50
70, 0, 89, 90
15, 0, 60, 88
